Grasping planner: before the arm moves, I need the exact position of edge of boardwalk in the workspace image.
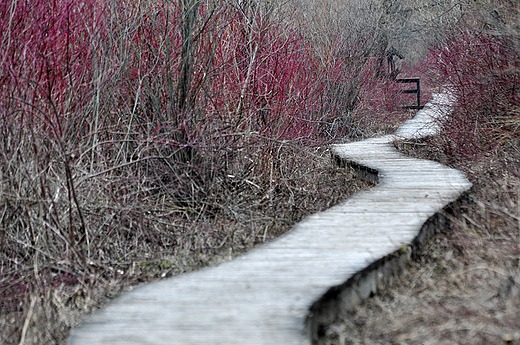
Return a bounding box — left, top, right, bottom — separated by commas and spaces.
68, 91, 472, 345
306, 154, 469, 342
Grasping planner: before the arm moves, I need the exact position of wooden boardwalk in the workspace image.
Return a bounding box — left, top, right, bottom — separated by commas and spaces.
68, 90, 471, 344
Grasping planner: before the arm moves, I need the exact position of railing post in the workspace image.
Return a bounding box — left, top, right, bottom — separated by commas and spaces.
416, 78, 421, 109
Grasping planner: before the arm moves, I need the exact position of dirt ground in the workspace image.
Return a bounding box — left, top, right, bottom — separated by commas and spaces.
321, 139, 520, 345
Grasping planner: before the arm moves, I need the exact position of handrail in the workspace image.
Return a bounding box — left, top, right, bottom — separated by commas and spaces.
396, 77, 422, 109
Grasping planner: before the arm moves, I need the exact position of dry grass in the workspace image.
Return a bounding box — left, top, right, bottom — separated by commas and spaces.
0, 144, 372, 344
321, 139, 520, 345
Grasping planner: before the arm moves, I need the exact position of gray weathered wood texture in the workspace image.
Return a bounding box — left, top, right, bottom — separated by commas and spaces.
68, 90, 471, 344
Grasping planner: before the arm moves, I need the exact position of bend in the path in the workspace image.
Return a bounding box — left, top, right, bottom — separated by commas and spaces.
68, 90, 471, 345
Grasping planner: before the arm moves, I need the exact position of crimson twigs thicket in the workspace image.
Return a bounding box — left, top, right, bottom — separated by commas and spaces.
0, 0, 394, 328
427, 0, 520, 158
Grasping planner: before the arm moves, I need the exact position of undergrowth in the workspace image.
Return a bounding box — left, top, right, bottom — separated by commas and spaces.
0, 0, 407, 343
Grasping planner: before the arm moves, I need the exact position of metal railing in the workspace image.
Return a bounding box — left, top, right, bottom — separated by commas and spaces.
395, 78, 422, 109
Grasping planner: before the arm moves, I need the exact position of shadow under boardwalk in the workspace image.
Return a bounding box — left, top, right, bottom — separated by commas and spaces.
68, 90, 471, 345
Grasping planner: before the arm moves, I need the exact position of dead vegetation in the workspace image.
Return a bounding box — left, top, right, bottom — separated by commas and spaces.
0, 0, 419, 342
0, 142, 372, 344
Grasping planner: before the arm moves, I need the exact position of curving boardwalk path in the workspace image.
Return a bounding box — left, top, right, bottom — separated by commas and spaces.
68, 90, 471, 344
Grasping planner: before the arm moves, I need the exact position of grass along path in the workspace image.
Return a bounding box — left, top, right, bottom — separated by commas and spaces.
1, 145, 371, 345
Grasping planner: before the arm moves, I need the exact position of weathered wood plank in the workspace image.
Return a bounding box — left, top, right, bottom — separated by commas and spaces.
68, 89, 471, 345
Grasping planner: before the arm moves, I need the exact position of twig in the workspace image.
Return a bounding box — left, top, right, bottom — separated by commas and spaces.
450, 263, 509, 279
18, 293, 36, 345
517, 190, 520, 274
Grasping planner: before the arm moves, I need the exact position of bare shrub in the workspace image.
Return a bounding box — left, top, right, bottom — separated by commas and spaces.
3, 0, 475, 342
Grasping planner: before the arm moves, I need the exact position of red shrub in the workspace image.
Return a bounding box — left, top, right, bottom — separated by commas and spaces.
0, 0, 104, 140
427, 15, 520, 157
